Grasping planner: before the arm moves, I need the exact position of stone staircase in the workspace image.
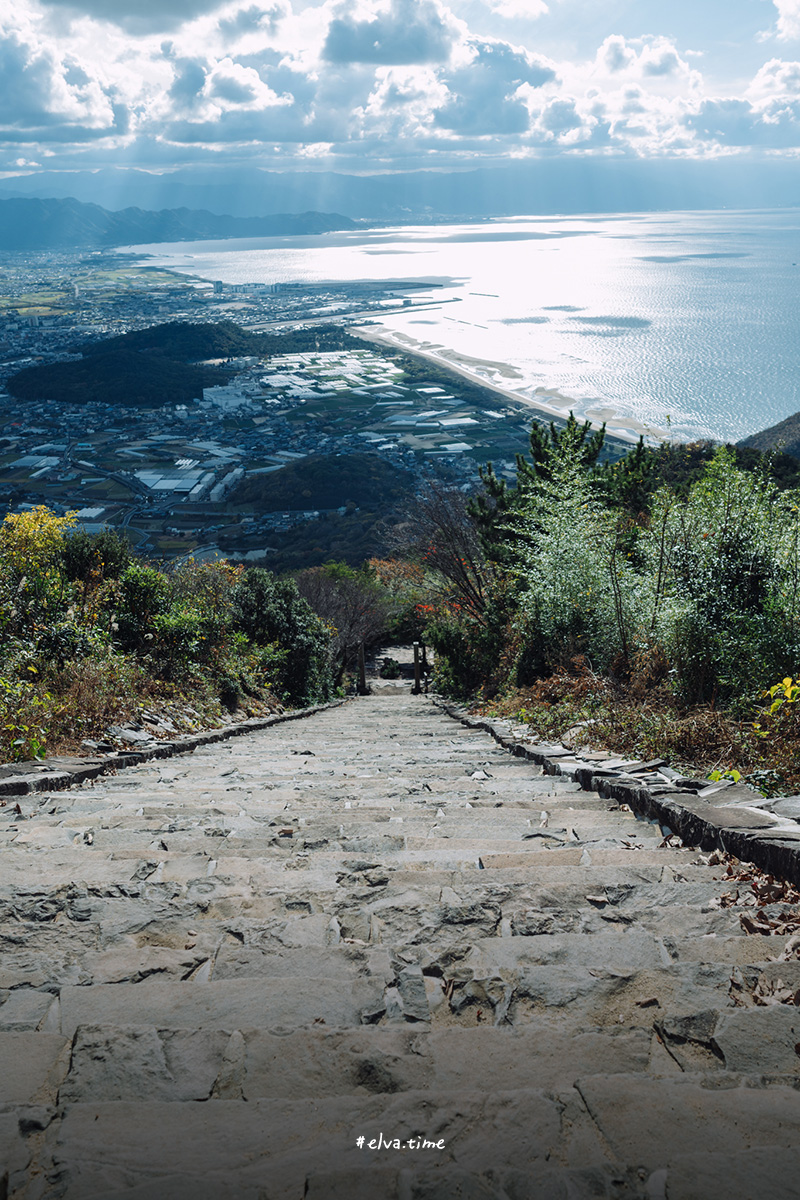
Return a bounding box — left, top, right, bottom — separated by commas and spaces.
2, 692, 800, 1199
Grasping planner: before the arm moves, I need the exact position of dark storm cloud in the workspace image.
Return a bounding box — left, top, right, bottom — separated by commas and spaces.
323, 0, 454, 65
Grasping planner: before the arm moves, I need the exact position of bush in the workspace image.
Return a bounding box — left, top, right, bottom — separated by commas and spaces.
645, 450, 800, 704
62, 528, 131, 590
114, 563, 172, 653
0, 506, 77, 639
232, 568, 334, 705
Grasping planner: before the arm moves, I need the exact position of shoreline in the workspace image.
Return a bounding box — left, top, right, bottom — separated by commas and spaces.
350, 323, 666, 444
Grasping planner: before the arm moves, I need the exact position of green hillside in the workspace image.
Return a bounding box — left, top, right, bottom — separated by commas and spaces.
7, 350, 227, 408
738, 411, 800, 461
80, 320, 366, 362
233, 452, 415, 512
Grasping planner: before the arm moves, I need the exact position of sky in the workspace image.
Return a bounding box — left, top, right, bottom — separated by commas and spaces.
3, 0, 800, 178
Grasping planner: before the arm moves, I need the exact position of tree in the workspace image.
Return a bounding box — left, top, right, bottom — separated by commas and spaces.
396, 480, 492, 624
232, 568, 334, 704
294, 562, 393, 685
469, 413, 607, 566
0, 506, 77, 638
62, 528, 131, 591
0, 505, 77, 577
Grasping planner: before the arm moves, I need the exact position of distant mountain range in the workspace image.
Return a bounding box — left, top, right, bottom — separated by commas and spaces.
0, 197, 356, 251
2, 158, 800, 221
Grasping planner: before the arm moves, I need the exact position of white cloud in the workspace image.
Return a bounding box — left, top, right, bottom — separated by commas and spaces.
0, 22, 127, 142
2, 0, 800, 173
748, 57, 800, 96
598, 36, 635, 75
774, 1, 800, 41
592, 36, 699, 91
37, 0, 225, 34
487, 0, 548, 19
433, 37, 555, 134
217, 3, 287, 40
322, 0, 458, 65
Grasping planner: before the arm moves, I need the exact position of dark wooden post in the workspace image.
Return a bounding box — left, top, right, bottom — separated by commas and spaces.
357, 643, 367, 695
412, 641, 421, 694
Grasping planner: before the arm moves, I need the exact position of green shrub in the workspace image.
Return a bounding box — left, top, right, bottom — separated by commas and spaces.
62, 528, 131, 588
114, 564, 171, 652
232, 568, 333, 704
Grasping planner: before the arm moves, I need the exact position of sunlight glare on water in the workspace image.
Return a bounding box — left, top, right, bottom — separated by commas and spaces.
129, 210, 800, 442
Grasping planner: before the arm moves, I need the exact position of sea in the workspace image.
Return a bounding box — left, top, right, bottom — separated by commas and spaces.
126, 208, 800, 444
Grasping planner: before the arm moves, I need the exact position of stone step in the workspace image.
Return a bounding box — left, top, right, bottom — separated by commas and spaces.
303, 1154, 800, 1200
56, 976, 388, 1037
45, 1080, 800, 1200
465, 930, 788, 973
7, 816, 655, 853
0, 1031, 69, 1103
477, 848, 696, 869
26, 1089, 605, 1198
58, 1020, 655, 1104
3, 690, 797, 1196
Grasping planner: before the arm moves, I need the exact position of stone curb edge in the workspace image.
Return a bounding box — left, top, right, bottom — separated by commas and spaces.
0, 699, 349, 798
434, 698, 800, 886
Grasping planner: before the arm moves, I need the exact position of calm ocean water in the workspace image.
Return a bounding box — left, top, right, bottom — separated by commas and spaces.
129, 209, 800, 443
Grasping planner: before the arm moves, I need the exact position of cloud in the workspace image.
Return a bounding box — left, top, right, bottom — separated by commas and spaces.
774, 1, 800, 41
322, 0, 456, 65
487, 0, 548, 18
593, 35, 697, 88
217, 4, 286, 40
685, 96, 800, 148
206, 58, 284, 105
0, 26, 122, 141
526, 94, 612, 148
599, 36, 635, 74
37, 0, 224, 34
5, 0, 800, 175
168, 57, 208, 108
434, 37, 555, 135
748, 57, 800, 96
640, 43, 684, 77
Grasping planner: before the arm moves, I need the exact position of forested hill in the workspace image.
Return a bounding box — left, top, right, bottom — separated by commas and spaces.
78, 321, 366, 362
7, 322, 366, 408
738, 411, 800, 460
0, 197, 356, 251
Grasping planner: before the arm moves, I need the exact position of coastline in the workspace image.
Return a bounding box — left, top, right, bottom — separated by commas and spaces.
351, 323, 666, 444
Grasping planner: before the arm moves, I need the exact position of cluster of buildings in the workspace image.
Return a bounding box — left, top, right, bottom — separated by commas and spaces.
0, 248, 531, 562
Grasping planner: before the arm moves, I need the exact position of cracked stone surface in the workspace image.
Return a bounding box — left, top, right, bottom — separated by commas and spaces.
2, 691, 800, 1197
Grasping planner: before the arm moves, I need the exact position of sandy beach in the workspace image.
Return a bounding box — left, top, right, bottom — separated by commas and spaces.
352, 324, 667, 444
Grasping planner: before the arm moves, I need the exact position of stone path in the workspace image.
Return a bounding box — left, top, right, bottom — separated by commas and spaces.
2, 691, 800, 1199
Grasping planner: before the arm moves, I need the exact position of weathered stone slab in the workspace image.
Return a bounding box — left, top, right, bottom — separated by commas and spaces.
470, 929, 665, 971
576, 1074, 800, 1165
58, 977, 386, 1037
661, 1149, 800, 1200
0, 1032, 69, 1102
0, 1112, 30, 1192
0, 988, 58, 1031
51, 1090, 566, 1198
61, 1026, 231, 1102
660, 1005, 800, 1075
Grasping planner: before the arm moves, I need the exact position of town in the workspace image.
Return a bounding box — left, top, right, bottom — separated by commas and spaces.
0, 246, 621, 567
